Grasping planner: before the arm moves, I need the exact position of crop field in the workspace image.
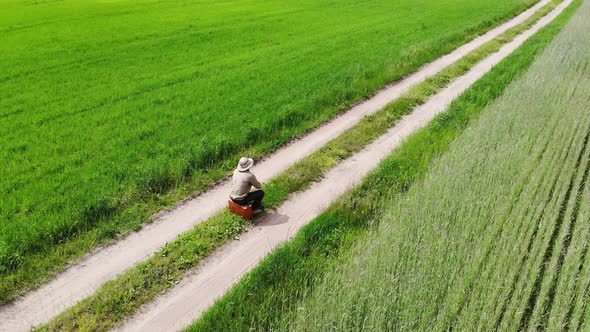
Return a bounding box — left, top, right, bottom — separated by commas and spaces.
189, 1, 588, 330
1, 0, 586, 330
197, 0, 588, 329
0, 0, 541, 302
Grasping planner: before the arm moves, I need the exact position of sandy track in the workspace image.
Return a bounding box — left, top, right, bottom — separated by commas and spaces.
117, 1, 574, 330
0, 1, 554, 330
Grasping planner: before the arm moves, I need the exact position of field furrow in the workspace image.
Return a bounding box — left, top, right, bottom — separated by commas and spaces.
570, 190, 590, 330
442, 73, 581, 330
527, 129, 590, 330
545, 142, 590, 330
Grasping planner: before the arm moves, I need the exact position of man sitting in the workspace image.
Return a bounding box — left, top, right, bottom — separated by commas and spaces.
229, 157, 264, 213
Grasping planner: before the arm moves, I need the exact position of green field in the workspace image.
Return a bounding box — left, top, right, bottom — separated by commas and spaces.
189, 0, 586, 330
0, 0, 539, 301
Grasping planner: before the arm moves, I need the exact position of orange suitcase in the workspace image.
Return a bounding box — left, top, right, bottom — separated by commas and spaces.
228, 200, 254, 220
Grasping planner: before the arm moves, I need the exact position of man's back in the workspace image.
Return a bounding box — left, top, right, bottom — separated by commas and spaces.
230, 170, 261, 200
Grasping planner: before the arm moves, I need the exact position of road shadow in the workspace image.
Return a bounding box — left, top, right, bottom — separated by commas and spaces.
257, 209, 290, 227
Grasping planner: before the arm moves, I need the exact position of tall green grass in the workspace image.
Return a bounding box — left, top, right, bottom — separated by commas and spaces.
0, 0, 539, 302
188, 0, 582, 329
255, 1, 588, 329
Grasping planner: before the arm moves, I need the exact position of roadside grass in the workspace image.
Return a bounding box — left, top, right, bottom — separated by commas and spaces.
0, 0, 541, 303
223, 0, 588, 330
187, 1, 580, 330
34, 1, 570, 330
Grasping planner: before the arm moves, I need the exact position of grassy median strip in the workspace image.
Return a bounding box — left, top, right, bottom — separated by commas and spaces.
188, 1, 579, 330
38, 2, 566, 330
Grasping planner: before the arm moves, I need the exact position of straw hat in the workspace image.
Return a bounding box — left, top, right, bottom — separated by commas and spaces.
237, 157, 254, 172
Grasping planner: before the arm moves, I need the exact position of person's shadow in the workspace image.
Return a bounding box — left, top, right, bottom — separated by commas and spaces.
257, 209, 290, 226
